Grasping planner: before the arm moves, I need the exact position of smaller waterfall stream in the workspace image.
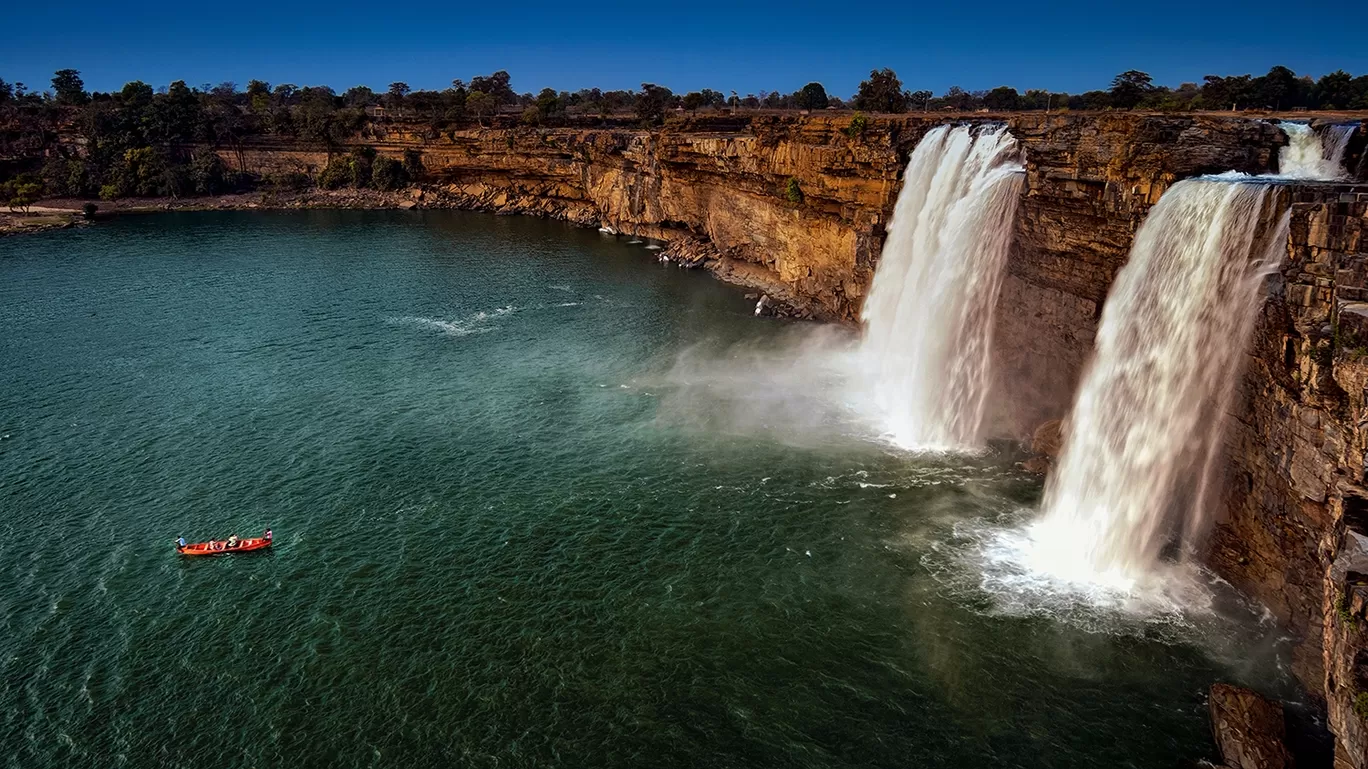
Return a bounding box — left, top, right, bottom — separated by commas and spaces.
1280, 122, 1356, 179
1027, 178, 1289, 588
858, 124, 1023, 450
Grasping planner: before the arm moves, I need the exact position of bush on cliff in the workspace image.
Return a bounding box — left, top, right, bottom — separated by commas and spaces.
371, 156, 409, 191
784, 177, 804, 205
402, 150, 424, 178
844, 112, 869, 138
318, 159, 351, 190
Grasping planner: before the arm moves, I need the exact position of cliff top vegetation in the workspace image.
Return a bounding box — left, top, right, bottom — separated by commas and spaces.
2, 65, 1365, 208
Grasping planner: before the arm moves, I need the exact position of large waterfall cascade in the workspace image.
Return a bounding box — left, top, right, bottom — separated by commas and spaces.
1279, 121, 1357, 179
1028, 179, 1290, 587
858, 124, 1024, 450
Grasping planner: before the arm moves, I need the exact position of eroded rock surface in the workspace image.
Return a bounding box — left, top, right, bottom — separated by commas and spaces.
1210, 683, 1294, 769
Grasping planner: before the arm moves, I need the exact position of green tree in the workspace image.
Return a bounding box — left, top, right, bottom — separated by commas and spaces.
466, 90, 497, 125
4, 173, 44, 212
386, 82, 410, 110
146, 81, 203, 145
795, 82, 829, 110
0, 78, 15, 103
682, 91, 706, 113
852, 69, 908, 113
1313, 70, 1355, 109
41, 157, 91, 197
1254, 65, 1300, 109
940, 86, 975, 111
246, 80, 271, 113
189, 152, 227, 194
51, 69, 89, 106
469, 71, 515, 106
983, 86, 1021, 111
1108, 70, 1153, 109
908, 90, 932, 111
534, 88, 565, 124
635, 83, 673, 123
343, 86, 377, 107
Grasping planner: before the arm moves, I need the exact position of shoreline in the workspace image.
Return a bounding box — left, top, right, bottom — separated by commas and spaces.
3, 187, 818, 319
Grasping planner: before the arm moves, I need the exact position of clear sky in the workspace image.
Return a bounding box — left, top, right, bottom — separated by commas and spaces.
3, 0, 1366, 98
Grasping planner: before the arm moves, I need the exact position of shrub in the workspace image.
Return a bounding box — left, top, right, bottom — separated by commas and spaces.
784, 177, 804, 204
189, 152, 227, 195
82, 203, 98, 219
845, 112, 869, 137
42, 157, 91, 198
265, 171, 311, 192
1338, 592, 1358, 626
371, 156, 409, 191
347, 146, 377, 188
99, 184, 121, 201
402, 149, 424, 177
318, 159, 352, 190
223, 171, 255, 192
1356, 691, 1368, 721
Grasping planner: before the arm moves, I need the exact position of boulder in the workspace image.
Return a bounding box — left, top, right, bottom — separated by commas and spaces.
1209, 683, 1293, 769
1031, 418, 1065, 458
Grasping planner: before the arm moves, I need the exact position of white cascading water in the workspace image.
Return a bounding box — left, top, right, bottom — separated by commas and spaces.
858, 124, 1024, 450
1027, 178, 1288, 589
1279, 121, 1356, 179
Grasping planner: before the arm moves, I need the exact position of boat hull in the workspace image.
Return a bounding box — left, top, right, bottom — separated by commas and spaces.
177, 537, 272, 556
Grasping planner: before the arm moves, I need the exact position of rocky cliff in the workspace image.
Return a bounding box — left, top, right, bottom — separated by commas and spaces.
1207, 185, 1368, 768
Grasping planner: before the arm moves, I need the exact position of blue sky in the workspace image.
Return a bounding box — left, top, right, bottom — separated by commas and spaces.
3, 0, 1366, 97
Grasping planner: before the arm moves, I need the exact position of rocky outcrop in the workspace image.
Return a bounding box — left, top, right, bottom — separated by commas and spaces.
1210, 683, 1295, 769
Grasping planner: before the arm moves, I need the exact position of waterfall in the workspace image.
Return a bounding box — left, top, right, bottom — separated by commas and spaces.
1279, 121, 1356, 179
858, 124, 1024, 450
1028, 178, 1288, 587
1324, 124, 1358, 172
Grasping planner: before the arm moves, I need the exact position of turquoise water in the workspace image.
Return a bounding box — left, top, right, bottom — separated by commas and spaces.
1, 211, 1292, 768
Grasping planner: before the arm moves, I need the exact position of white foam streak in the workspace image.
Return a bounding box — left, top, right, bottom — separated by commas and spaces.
857, 125, 1024, 451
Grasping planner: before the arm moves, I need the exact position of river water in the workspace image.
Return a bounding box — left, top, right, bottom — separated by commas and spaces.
0, 211, 1297, 768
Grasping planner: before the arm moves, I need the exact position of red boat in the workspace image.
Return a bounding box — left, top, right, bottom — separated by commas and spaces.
176, 530, 273, 556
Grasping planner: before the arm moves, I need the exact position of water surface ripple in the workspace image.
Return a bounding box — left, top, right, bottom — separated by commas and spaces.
0, 211, 1291, 768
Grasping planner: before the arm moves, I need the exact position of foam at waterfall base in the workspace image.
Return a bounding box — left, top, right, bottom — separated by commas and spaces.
919, 509, 1275, 648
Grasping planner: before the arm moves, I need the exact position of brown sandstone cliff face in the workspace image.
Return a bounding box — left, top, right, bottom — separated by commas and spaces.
1208, 188, 1368, 768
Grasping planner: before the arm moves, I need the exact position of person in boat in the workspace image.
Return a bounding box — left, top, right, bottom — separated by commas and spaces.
176, 536, 187, 550
227, 535, 239, 549
264, 528, 272, 541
